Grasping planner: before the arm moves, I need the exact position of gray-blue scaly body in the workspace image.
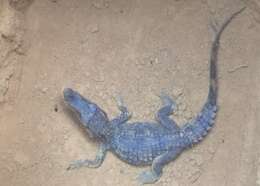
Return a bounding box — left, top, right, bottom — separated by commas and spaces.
63, 8, 245, 184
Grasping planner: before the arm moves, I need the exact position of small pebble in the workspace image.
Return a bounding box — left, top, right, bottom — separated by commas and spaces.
90, 24, 99, 33
54, 104, 58, 112
40, 87, 48, 94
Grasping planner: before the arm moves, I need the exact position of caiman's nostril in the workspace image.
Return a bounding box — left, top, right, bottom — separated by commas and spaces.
63, 88, 75, 101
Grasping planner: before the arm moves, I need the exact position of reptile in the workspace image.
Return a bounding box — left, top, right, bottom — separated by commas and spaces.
63, 8, 245, 184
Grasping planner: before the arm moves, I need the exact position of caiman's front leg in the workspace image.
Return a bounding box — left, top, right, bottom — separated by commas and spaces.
137, 147, 183, 184
67, 143, 109, 170
110, 95, 131, 126
156, 92, 180, 131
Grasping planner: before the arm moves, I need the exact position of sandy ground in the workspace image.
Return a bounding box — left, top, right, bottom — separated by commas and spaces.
0, 0, 260, 186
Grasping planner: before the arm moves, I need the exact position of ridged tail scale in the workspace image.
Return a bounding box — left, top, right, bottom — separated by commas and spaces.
181, 8, 245, 145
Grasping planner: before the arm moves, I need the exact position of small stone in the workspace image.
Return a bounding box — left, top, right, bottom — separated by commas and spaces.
149, 56, 159, 65
54, 104, 58, 112
90, 24, 99, 33
40, 73, 48, 80
40, 87, 48, 94
14, 43, 26, 55
19, 119, 25, 125
172, 88, 183, 97
119, 168, 125, 174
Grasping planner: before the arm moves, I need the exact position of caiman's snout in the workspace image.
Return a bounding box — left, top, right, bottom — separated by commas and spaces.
63, 87, 107, 123
63, 88, 110, 139
63, 88, 95, 120
63, 88, 77, 103
64, 88, 92, 105
63, 88, 94, 113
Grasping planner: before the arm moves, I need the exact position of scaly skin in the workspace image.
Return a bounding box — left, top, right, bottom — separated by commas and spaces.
63, 8, 245, 185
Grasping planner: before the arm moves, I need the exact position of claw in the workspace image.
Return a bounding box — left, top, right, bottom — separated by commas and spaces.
114, 94, 132, 119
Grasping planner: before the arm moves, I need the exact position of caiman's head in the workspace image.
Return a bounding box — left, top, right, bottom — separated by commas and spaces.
63, 88, 110, 140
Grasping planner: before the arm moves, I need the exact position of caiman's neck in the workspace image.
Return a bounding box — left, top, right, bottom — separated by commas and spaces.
94, 124, 114, 142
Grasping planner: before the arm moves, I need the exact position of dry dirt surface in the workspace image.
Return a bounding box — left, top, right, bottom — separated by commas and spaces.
0, 0, 260, 186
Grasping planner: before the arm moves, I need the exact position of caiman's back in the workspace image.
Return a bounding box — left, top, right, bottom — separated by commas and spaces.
111, 122, 187, 165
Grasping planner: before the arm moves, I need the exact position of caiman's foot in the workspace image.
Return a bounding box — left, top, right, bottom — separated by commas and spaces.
114, 94, 132, 119
67, 144, 108, 170
115, 94, 124, 109
155, 92, 180, 131
67, 159, 100, 170
67, 160, 84, 170
137, 170, 160, 185
110, 94, 132, 126
158, 92, 176, 112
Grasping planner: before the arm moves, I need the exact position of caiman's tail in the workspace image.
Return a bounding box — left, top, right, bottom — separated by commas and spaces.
181, 7, 245, 145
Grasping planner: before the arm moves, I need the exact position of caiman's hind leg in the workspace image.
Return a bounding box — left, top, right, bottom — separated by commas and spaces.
67, 143, 109, 170
137, 147, 183, 184
156, 92, 179, 131
110, 95, 132, 126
